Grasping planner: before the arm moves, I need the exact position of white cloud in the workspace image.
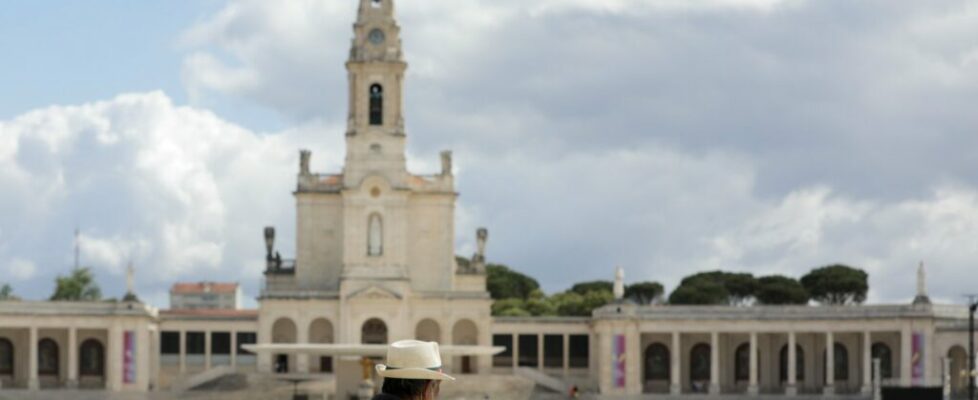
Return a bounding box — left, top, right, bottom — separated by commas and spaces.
0, 91, 344, 302
6, 0, 978, 307
708, 185, 978, 302
5, 258, 37, 281
171, 0, 978, 303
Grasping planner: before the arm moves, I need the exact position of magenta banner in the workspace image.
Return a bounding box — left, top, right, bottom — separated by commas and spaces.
911, 332, 924, 385
612, 334, 626, 388
123, 330, 136, 384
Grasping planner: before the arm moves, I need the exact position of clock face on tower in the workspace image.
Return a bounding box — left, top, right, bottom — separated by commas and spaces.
368, 29, 386, 45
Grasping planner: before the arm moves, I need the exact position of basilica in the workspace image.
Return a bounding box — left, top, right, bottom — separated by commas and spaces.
0, 0, 976, 398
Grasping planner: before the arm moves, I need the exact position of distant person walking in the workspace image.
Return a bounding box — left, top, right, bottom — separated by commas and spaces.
373, 340, 454, 400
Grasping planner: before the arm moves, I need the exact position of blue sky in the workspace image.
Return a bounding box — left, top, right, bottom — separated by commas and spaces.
2, 1, 193, 115
0, 1, 286, 130
2, 0, 978, 308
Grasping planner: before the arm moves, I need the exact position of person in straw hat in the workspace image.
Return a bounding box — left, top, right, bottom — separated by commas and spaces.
373, 340, 455, 400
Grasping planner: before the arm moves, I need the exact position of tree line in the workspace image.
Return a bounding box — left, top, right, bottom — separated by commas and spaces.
486, 261, 869, 317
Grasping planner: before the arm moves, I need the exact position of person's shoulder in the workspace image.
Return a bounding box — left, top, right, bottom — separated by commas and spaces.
371, 394, 403, 400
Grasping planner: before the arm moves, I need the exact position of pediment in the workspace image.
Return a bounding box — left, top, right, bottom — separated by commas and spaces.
346, 285, 403, 301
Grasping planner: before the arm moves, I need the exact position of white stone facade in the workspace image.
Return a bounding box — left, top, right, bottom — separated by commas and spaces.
256, 0, 494, 388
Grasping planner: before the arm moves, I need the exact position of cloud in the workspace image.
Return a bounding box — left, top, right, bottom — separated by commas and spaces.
708, 185, 978, 302
4, 258, 37, 281
0, 91, 344, 303
5, 0, 978, 307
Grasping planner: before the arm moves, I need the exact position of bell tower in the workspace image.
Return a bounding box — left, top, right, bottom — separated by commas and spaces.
343, 0, 408, 187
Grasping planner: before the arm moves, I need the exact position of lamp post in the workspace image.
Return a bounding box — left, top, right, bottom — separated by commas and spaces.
264, 227, 275, 265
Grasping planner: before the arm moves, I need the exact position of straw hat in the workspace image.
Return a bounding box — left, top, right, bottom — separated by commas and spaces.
375, 340, 455, 381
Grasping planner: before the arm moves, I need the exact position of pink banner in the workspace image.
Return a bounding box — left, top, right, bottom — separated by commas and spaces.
123, 331, 136, 384
911, 332, 924, 385
612, 334, 626, 388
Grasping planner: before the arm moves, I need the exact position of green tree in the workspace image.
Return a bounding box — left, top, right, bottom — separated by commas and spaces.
50, 268, 102, 301
671, 271, 758, 305
581, 290, 614, 313
486, 264, 540, 300
624, 281, 665, 305
755, 275, 809, 305
549, 292, 588, 316
518, 289, 553, 316
668, 280, 728, 305
491, 298, 527, 316
800, 264, 868, 305
569, 280, 613, 296
0, 283, 18, 301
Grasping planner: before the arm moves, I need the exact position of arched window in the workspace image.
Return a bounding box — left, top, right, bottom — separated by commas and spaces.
735, 343, 750, 381
362, 318, 388, 345
871, 343, 892, 379
690, 343, 711, 383
79, 339, 104, 376
309, 319, 334, 373
823, 343, 849, 382
369, 84, 383, 125
38, 338, 59, 376
415, 319, 441, 343
0, 338, 13, 375
368, 214, 383, 256
779, 345, 805, 382
644, 343, 669, 381
271, 318, 297, 374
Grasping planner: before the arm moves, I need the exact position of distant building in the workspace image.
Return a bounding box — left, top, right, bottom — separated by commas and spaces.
169, 282, 241, 310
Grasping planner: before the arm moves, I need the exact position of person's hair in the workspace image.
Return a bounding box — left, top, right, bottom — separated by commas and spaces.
382, 378, 432, 398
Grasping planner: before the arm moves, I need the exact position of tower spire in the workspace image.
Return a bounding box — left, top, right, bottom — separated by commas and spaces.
913, 261, 931, 305
126, 261, 135, 295
613, 267, 625, 300
123, 260, 140, 302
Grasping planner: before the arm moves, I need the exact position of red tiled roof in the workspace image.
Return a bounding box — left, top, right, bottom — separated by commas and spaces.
320, 175, 342, 185
170, 282, 239, 295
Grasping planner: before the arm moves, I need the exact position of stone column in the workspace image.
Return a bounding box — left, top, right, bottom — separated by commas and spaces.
900, 327, 912, 387
626, 325, 642, 395
230, 330, 238, 368
204, 330, 212, 370
562, 333, 570, 377
67, 327, 78, 388
862, 331, 872, 394
511, 333, 518, 370
671, 332, 681, 395
873, 358, 882, 400
749, 332, 759, 395
28, 326, 38, 391
710, 332, 720, 394
179, 330, 186, 374
943, 357, 951, 400
824, 331, 835, 396
150, 327, 160, 391
297, 323, 309, 373
537, 334, 544, 371
787, 331, 797, 396
108, 326, 122, 391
